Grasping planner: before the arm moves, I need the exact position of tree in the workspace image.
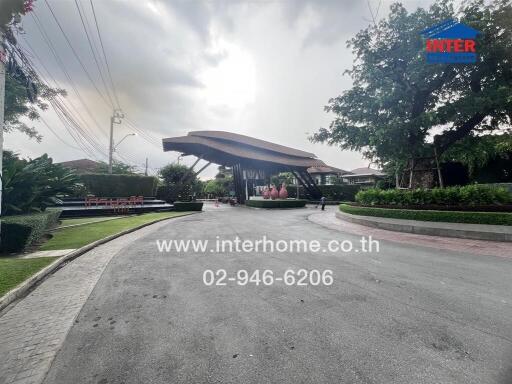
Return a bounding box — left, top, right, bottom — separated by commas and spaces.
442, 133, 512, 177
2, 0, 65, 140
203, 179, 228, 197
2, 150, 80, 214
311, 0, 512, 168
158, 163, 202, 202
95, 160, 137, 175
271, 172, 295, 187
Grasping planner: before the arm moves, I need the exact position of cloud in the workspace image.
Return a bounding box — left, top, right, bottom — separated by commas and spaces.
5, 0, 434, 178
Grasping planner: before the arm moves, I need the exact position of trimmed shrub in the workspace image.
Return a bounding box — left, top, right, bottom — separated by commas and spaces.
356, 185, 512, 206
339, 204, 512, 226
0, 209, 62, 252
0, 223, 33, 253
173, 202, 203, 211
81, 174, 157, 197
246, 199, 307, 209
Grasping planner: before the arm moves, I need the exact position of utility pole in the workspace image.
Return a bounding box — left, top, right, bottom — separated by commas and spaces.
108, 109, 124, 174
0, 31, 6, 217
145, 157, 148, 176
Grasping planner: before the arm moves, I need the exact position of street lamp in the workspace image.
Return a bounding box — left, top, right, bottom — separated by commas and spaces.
114, 133, 137, 150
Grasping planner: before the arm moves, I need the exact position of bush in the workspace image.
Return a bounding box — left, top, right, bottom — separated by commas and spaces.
173, 202, 203, 211
339, 204, 512, 226
2, 151, 80, 215
355, 185, 512, 206
0, 210, 62, 252
246, 199, 307, 208
81, 173, 157, 197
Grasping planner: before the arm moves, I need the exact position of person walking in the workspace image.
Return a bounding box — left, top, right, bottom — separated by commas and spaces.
320, 196, 326, 211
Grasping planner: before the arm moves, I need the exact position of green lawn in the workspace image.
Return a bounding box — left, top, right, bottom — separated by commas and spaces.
58, 216, 122, 228
41, 211, 193, 250
0, 257, 58, 297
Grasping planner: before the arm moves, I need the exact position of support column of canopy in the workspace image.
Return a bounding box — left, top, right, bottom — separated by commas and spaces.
299, 170, 323, 199
232, 163, 246, 204
291, 169, 322, 200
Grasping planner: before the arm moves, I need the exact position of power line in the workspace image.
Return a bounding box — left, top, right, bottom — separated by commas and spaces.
43, 0, 114, 109
74, 0, 115, 108
89, 0, 121, 109
30, 12, 109, 140
11, 41, 108, 160
123, 117, 162, 148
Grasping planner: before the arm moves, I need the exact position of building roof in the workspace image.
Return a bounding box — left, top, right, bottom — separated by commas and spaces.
58, 159, 101, 174
307, 165, 348, 175
343, 167, 386, 178
162, 131, 326, 171
189, 131, 316, 158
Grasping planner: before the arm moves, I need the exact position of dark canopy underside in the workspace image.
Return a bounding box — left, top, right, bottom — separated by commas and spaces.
162, 131, 325, 201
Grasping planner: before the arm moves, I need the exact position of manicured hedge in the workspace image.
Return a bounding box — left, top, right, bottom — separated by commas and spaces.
356, 185, 512, 206
0, 210, 62, 252
246, 199, 307, 209
173, 202, 203, 211
339, 204, 512, 226
81, 173, 158, 197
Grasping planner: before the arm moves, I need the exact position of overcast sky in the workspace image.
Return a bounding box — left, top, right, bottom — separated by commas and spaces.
6, 0, 427, 178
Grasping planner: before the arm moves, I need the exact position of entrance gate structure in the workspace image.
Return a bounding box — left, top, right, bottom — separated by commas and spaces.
162, 131, 327, 204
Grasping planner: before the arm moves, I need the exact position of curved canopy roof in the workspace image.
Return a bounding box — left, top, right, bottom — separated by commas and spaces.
162, 130, 326, 171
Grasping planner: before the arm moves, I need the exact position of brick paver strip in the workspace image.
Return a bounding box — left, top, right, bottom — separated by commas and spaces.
0, 219, 173, 384
309, 208, 512, 258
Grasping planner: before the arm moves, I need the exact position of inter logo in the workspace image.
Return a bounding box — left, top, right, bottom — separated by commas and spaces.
421, 19, 480, 64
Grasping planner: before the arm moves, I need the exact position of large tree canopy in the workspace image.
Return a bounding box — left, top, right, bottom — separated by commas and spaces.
311, 0, 512, 166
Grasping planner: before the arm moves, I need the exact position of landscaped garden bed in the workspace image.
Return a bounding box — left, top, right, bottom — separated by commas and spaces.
355, 185, 511, 207
246, 199, 307, 208
339, 204, 512, 226
339, 185, 512, 226
343, 202, 512, 212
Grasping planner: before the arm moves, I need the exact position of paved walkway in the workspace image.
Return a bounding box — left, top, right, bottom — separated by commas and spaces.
309, 206, 512, 258
1, 206, 511, 384
0, 219, 182, 384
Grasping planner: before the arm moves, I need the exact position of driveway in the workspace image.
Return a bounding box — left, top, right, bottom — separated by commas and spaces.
9, 205, 512, 383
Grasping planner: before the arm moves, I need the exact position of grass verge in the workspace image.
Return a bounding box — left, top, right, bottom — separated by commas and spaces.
339, 204, 512, 226
41, 212, 193, 250
58, 216, 122, 228
0, 257, 58, 297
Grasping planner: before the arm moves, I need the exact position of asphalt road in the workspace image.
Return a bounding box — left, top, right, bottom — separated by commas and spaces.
44, 206, 512, 384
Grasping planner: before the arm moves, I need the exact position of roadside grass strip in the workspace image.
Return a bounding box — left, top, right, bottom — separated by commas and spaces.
58, 216, 123, 228
41, 212, 193, 251
339, 204, 512, 226
0, 257, 59, 297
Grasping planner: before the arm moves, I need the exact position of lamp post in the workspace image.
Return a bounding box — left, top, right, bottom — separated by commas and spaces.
114, 133, 136, 150
108, 109, 124, 174
108, 132, 136, 173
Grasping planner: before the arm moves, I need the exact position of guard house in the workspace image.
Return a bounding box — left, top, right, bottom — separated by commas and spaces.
162, 131, 327, 204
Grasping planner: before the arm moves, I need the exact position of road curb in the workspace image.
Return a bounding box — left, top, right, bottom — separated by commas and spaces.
335, 210, 512, 242
0, 212, 198, 313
